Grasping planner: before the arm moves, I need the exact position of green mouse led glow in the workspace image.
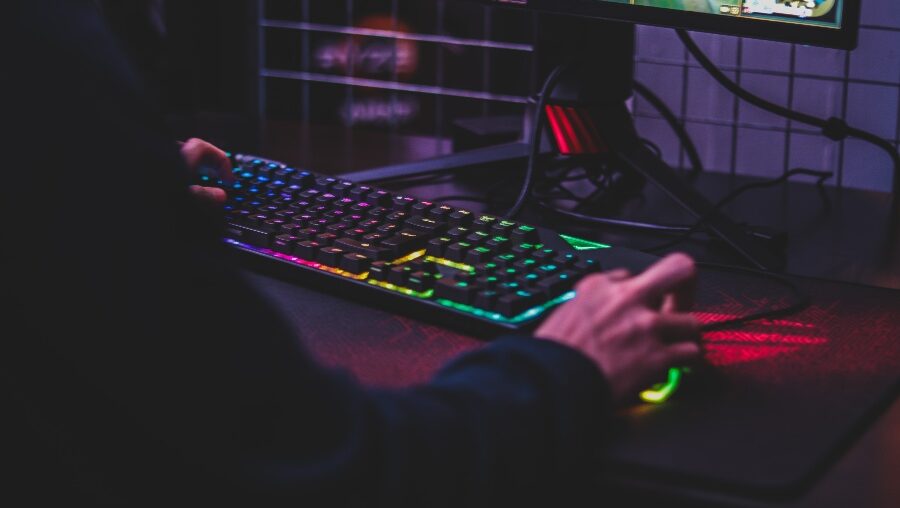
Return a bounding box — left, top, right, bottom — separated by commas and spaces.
639, 367, 682, 403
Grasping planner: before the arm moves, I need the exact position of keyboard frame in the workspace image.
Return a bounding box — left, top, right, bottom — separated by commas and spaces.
223, 155, 660, 338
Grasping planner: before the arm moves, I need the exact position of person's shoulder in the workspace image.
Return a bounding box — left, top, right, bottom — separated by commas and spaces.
10, 0, 134, 75
8, 0, 148, 110
11, 0, 100, 41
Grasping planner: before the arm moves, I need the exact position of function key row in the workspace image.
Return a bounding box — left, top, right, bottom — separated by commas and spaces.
224, 168, 540, 240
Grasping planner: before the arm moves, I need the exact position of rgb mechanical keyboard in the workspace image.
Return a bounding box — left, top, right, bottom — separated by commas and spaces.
215, 154, 681, 402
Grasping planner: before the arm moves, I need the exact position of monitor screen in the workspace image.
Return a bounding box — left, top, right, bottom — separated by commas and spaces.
487, 0, 860, 48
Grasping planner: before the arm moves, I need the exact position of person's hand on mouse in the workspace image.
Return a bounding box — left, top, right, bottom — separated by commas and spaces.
536, 253, 701, 406
180, 138, 233, 206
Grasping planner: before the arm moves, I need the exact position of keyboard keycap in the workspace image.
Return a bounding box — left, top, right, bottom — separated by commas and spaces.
388, 265, 413, 286
340, 253, 372, 274
446, 227, 471, 240
261, 219, 287, 233
273, 234, 299, 254
315, 176, 338, 191
369, 261, 391, 281
465, 232, 491, 245
474, 290, 499, 310
332, 181, 353, 197
367, 190, 392, 206
428, 205, 454, 220
426, 237, 452, 257
434, 278, 476, 304
444, 242, 472, 262
554, 253, 578, 268
410, 201, 434, 216
472, 215, 498, 232
392, 196, 416, 212
465, 246, 493, 265
405, 216, 447, 234
574, 258, 602, 273
381, 230, 427, 257
317, 247, 346, 266
493, 253, 518, 268
485, 236, 511, 252
448, 209, 474, 226
349, 185, 373, 200
537, 271, 577, 297
491, 220, 517, 236
533, 248, 557, 261
314, 233, 338, 246
294, 240, 321, 260
497, 290, 539, 317
333, 238, 391, 261
407, 271, 437, 292
289, 171, 314, 187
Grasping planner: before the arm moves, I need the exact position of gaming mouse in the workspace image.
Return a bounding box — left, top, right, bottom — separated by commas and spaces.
640, 361, 724, 403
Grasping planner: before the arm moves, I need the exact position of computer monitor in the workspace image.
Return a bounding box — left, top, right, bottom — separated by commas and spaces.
486, 0, 860, 49
353, 1, 863, 270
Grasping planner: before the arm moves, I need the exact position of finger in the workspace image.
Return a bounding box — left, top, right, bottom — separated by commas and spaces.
605, 268, 630, 282
189, 185, 227, 205
626, 253, 696, 310
181, 138, 234, 183
574, 268, 631, 294
663, 341, 702, 367
654, 313, 701, 344
180, 138, 209, 168
661, 293, 693, 313
661, 293, 676, 313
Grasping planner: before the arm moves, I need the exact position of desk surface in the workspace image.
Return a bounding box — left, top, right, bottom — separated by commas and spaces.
178, 115, 900, 508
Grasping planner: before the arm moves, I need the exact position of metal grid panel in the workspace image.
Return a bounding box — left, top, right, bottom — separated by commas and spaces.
260, 0, 900, 192
634, 1, 900, 191
259, 0, 533, 147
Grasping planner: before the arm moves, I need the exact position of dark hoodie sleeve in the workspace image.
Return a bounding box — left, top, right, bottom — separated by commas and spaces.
3, 2, 611, 507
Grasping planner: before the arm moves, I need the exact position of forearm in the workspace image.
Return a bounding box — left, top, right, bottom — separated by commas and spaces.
259, 337, 611, 507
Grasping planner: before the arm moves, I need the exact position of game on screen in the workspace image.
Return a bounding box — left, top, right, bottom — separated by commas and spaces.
600, 0, 843, 28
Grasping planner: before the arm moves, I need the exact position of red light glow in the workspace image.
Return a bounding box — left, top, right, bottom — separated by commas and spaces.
696, 312, 829, 366
544, 105, 608, 155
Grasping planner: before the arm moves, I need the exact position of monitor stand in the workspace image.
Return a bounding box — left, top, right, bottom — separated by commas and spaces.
339, 16, 783, 271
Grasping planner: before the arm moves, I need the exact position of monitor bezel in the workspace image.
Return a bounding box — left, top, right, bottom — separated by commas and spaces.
488, 0, 861, 50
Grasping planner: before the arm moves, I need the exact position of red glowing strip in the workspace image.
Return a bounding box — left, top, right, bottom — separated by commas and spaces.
705, 344, 799, 366
580, 109, 608, 152
544, 105, 572, 154
695, 312, 745, 324
704, 331, 828, 346
761, 319, 816, 329
565, 107, 600, 154
695, 312, 817, 330
558, 107, 583, 154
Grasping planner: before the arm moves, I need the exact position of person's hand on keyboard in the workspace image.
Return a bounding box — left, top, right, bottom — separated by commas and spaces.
180, 138, 233, 206
535, 253, 701, 406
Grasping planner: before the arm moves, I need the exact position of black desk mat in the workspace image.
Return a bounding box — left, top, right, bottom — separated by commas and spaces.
243, 266, 900, 500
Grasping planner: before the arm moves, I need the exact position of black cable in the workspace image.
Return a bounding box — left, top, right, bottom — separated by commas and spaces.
645, 168, 833, 252
696, 262, 810, 331
505, 64, 569, 219
537, 201, 694, 234
641, 138, 663, 159
633, 80, 704, 179
530, 162, 827, 246
676, 29, 900, 199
